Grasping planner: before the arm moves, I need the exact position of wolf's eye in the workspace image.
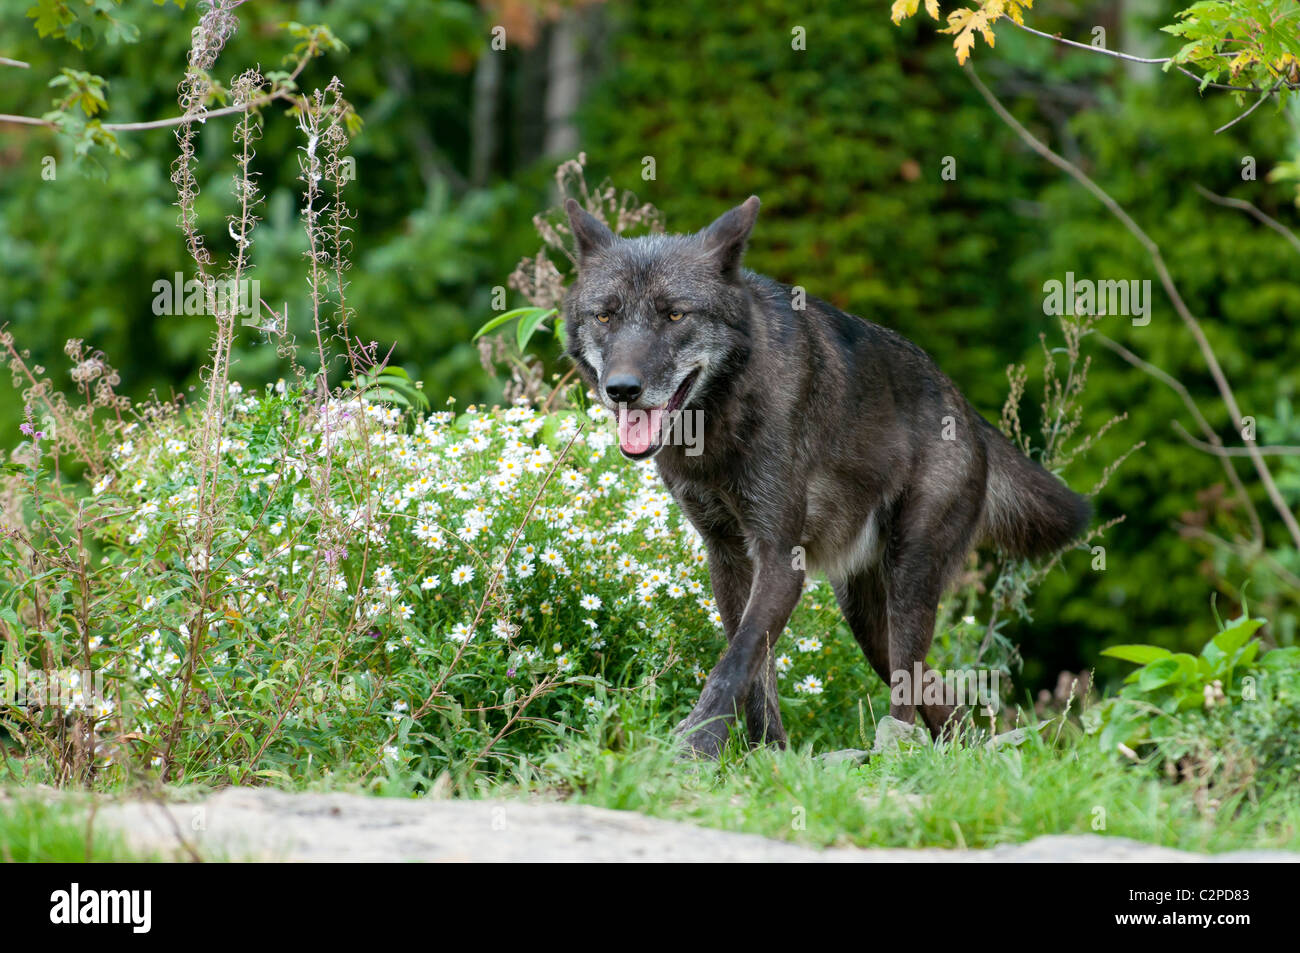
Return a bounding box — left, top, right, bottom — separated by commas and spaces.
668, 310, 685, 322
596, 313, 610, 324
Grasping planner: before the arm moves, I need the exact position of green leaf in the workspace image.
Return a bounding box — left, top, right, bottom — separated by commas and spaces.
366, 386, 411, 408
473, 306, 551, 342
1099, 711, 1143, 752
1101, 644, 1173, 666
1171, 653, 1199, 682
1260, 646, 1300, 673
1138, 658, 1181, 691
516, 307, 557, 351
1232, 640, 1259, 673
28, 0, 73, 39
1210, 616, 1263, 657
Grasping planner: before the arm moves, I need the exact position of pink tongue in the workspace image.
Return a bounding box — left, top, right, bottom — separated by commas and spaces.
618, 407, 662, 455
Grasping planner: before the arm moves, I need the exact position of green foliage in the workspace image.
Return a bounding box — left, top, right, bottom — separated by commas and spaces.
1162, 0, 1300, 94
1099, 614, 1266, 730
25, 0, 179, 49
279, 20, 349, 60
0, 0, 514, 446
48, 67, 109, 116
0, 379, 896, 787
1089, 611, 1300, 798
0, 796, 146, 861
343, 364, 430, 418
473, 306, 559, 353
1016, 74, 1300, 662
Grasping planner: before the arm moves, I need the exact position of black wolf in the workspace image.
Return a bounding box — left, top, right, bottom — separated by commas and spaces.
563, 196, 1090, 759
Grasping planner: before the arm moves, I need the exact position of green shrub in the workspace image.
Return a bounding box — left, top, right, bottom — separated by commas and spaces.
2, 368, 914, 786
1088, 613, 1300, 801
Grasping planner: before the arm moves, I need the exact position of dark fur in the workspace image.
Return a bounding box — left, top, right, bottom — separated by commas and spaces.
563, 196, 1090, 758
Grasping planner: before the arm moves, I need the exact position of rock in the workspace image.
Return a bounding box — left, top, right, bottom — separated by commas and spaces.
815, 748, 872, 765
85, 788, 1300, 862
870, 715, 929, 754
985, 727, 1033, 750
860, 789, 931, 816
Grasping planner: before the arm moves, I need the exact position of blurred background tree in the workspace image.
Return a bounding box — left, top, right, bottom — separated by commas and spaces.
1, 0, 1296, 689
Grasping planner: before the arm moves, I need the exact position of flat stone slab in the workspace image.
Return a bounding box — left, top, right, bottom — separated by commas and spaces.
89, 788, 1300, 862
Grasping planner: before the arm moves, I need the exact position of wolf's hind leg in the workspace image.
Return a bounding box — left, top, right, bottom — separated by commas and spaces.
834, 564, 955, 740
832, 564, 891, 685
884, 489, 983, 740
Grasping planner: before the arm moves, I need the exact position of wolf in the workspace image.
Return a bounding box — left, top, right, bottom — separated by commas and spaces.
563, 195, 1090, 759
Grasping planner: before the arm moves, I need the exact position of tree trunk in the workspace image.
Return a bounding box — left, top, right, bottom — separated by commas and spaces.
544, 12, 581, 159
470, 46, 502, 186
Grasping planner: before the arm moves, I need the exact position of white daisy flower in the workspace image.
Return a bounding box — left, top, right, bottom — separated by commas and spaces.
795, 675, 824, 695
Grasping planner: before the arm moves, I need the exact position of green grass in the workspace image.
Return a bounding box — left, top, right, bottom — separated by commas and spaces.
0, 796, 149, 862
487, 718, 1300, 854
7, 715, 1299, 859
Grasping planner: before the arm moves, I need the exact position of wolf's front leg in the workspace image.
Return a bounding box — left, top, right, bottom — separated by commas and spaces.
676, 549, 803, 759
700, 536, 786, 748
745, 652, 786, 748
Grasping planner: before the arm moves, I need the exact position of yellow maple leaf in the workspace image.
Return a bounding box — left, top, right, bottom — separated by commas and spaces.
1003, 0, 1034, 26
904, 0, 1033, 63
941, 8, 993, 65
890, 0, 920, 24
1269, 52, 1299, 83
1229, 50, 1261, 78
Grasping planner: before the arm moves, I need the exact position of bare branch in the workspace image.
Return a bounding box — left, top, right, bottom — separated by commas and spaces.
1214, 78, 1286, 134
1194, 185, 1300, 257
0, 53, 312, 134
1001, 16, 1300, 94
1180, 525, 1300, 593
1095, 333, 1263, 547
964, 63, 1300, 550
1004, 17, 1170, 65
0, 113, 50, 126
1172, 421, 1300, 457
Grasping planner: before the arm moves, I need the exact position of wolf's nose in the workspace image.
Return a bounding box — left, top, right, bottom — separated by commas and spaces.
605, 374, 643, 404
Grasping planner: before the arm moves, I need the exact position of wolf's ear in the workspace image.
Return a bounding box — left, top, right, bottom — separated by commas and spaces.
565, 198, 616, 263
700, 195, 760, 277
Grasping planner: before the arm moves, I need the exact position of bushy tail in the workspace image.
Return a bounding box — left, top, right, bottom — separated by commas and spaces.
979, 419, 1091, 559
